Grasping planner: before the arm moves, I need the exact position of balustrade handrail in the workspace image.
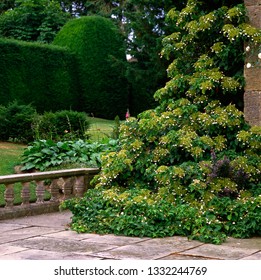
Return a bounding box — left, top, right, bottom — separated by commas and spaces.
0, 167, 100, 220
0, 168, 99, 184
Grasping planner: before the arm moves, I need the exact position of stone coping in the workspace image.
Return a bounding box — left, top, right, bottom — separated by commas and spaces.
0, 167, 100, 184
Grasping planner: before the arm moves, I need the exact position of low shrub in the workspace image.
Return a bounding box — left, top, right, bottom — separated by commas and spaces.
33, 110, 90, 141
0, 101, 36, 143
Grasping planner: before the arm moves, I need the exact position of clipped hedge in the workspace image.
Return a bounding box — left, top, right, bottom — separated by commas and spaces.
33, 110, 90, 141
0, 101, 36, 143
53, 16, 128, 119
0, 38, 81, 112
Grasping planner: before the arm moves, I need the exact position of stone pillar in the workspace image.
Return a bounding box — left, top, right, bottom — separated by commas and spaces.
243, 0, 261, 126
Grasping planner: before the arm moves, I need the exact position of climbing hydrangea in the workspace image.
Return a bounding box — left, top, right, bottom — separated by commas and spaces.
63, 1, 261, 244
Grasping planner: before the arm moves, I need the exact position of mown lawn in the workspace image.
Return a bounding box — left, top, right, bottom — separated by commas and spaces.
0, 142, 27, 206
0, 142, 26, 175
87, 117, 116, 141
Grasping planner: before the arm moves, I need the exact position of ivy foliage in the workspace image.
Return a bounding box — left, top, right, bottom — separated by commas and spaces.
63, 1, 261, 244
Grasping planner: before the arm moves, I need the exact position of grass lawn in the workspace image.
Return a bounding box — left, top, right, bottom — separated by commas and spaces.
0, 142, 26, 175
87, 117, 116, 141
0, 142, 27, 206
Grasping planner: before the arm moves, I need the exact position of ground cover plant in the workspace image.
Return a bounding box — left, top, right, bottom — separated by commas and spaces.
21, 116, 119, 171
62, 1, 261, 244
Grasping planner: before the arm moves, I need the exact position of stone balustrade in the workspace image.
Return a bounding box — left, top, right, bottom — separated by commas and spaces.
0, 168, 99, 220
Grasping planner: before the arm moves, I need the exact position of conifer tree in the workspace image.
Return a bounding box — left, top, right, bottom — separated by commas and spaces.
53, 16, 128, 119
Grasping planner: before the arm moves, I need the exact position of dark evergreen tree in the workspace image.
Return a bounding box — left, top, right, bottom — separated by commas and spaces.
59, 0, 88, 16
83, 1, 185, 115
53, 16, 128, 119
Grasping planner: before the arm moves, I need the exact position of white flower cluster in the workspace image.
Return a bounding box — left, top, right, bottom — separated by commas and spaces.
245, 46, 261, 68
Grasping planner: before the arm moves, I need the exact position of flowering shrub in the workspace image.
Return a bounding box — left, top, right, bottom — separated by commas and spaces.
62, 1, 261, 244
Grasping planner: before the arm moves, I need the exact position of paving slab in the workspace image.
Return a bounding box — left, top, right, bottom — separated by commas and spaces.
224, 237, 261, 250
181, 243, 260, 260
90, 236, 202, 260
240, 251, 261, 260
0, 244, 28, 256
12, 236, 118, 255
1, 210, 71, 228
0, 226, 61, 244
158, 253, 216, 260
74, 234, 150, 246
1, 211, 261, 260
0, 223, 28, 233
42, 230, 90, 241
44, 231, 150, 246
0, 248, 103, 260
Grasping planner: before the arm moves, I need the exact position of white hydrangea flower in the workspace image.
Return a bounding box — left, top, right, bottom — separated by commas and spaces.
258, 53, 261, 59
245, 46, 250, 52
246, 63, 252, 68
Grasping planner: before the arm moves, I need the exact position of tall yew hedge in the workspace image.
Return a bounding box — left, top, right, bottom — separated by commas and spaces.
53, 16, 128, 119
0, 38, 81, 112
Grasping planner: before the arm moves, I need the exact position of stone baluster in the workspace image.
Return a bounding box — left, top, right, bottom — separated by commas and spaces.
62, 177, 75, 199
49, 179, 60, 201
4, 183, 14, 208
74, 176, 85, 197
35, 180, 45, 203
21, 182, 30, 206
85, 173, 96, 189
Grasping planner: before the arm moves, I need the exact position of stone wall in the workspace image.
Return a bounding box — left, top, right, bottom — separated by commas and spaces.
243, 0, 261, 126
